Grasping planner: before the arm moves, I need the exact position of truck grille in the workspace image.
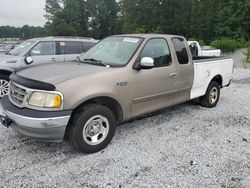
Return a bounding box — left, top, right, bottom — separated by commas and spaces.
9, 81, 28, 107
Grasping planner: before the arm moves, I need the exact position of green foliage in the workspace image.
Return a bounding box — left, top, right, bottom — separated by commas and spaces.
121, 0, 250, 41
236, 38, 249, 48
188, 38, 196, 41
199, 40, 205, 47
0, 25, 46, 39
243, 44, 250, 64
210, 39, 236, 53
215, 0, 250, 40
134, 27, 146, 34
246, 47, 250, 64
44, 0, 62, 22
45, 0, 121, 39
2, 0, 250, 41
210, 38, 249, 53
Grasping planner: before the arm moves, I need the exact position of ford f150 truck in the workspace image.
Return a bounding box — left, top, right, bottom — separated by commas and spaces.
0, 34, 233, 153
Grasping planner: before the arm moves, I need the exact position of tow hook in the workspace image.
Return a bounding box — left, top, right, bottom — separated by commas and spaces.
0, 116, 12, 128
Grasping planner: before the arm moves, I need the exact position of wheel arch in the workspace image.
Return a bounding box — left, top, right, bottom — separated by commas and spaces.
0, 69, 13, 77
210, 74, 223, 87
65, 96, 124, 139
71, 96, 124, 122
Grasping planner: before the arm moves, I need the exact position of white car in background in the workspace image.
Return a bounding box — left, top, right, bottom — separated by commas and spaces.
188, 41, 221, 57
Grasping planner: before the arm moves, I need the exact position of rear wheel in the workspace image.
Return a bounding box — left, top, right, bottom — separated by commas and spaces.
69, 104, 116, 153
0, 74, 10, 98
199, 81, 220, 108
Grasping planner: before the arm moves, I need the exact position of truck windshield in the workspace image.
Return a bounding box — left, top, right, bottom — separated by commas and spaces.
79, 37, 142, 66
9, 40, 35, 56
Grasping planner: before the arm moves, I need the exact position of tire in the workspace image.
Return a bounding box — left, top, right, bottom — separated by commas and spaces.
0, 74, 10, 98
199, 81, 220, 108
69, 104, 116, 154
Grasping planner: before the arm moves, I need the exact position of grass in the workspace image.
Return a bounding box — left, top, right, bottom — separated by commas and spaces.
243, 45, 250, 64
210, 38, 249, 53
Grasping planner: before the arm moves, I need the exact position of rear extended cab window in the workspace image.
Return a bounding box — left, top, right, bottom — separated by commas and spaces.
172, 38, 189, 65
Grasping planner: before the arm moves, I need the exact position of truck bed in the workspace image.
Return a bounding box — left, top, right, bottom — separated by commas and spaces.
193, 56, 230, 62
190, 57, 234, 99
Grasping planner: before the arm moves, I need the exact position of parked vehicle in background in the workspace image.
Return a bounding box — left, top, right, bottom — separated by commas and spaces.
188, 41, 221, 57
0, 34, 233, 153
0, 43, 16, 54
0, 36, 98, 97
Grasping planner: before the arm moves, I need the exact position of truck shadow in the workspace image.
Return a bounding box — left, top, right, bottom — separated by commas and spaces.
118, 99, 200, 127
1, 99, 202, 158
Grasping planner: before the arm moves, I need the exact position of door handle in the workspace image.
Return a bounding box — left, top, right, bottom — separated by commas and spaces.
169, 73, 178, 79
51, 58, 56, 62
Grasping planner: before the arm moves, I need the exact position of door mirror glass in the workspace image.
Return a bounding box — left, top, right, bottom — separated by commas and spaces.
140, 57, 154, 69
25, 56, 33, 64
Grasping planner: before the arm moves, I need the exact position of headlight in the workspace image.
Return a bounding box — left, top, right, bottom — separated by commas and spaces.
28, 91, 62, 108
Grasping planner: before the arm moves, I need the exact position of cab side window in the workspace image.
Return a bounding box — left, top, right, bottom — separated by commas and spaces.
172, 38, 189, 65
140, 38, 172, 68
60, 41, 84, 55
31, 42, 56, 56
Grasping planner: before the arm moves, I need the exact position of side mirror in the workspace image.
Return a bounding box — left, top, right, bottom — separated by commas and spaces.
139, 57, 154, 69
25, 56, 33, 64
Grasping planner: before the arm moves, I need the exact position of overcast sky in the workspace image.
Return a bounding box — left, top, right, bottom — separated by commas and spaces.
0, 0, 46, 27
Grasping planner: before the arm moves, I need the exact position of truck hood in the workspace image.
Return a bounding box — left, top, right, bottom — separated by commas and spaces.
16, 62, 109, 85
0, 54, 20, 63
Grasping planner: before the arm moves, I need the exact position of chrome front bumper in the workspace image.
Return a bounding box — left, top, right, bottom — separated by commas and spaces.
0, 97, 72, 142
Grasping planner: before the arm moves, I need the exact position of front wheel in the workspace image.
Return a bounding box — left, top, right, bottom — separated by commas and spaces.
69, 104, 116, 153
0, 74, 10, 98
199, 81, 220, 108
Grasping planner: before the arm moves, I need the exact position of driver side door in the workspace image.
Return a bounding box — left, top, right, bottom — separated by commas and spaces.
130, 38, 179, 117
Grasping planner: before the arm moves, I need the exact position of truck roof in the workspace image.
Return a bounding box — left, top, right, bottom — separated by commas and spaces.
113, 34, 185, 39
26, 36, 98, 43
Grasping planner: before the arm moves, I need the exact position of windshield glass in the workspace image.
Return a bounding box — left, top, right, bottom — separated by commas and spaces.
79, 37, 143, 66
9, 40, 35, 56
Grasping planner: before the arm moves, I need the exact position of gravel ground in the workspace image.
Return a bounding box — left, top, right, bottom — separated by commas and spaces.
0, 68, 250, 188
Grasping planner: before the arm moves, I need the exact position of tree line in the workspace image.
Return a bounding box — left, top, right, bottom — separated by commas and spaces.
0, 25, 46, 39
1, 0, 250, 42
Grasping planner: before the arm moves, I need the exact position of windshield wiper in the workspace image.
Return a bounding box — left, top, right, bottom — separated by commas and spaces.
75, 56, 89, 64
76, 56, 82, 62
84, 58, 110, 68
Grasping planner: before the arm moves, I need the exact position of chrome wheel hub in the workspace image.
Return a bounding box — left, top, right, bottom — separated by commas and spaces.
87, 122, 101, 136
209, 87, 218, 104
83, 115, 109, 146
0, 79, 9, 97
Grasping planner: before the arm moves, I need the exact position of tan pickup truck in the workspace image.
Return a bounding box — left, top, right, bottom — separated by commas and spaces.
0, 34, 233, 153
